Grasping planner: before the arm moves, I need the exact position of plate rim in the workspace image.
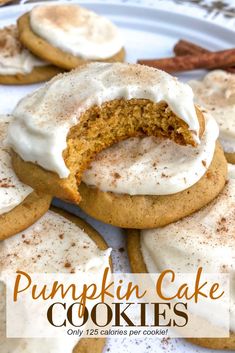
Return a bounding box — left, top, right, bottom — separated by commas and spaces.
0, 0, 234, 37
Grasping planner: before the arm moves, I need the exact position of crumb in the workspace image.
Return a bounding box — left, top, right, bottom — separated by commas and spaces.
206, 171, 213, 179
113, 172, 121, 179
119, 247, 125, 253
23, 240, 30, 245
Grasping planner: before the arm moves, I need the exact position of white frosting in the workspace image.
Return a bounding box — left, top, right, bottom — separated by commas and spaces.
189, 70, 235, 153
8, 62, 199, 178
141, 167, 235, 331
0, 210, 111, 352
82, 112, 218, 195
0, 25, 47, 75
30, 4, 123, 60
0, 115, 32, 215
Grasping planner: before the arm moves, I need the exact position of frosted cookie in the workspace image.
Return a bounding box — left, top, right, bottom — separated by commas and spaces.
0, 25, 62, 85
17, 4, 125, 70
78, 112, 227, 228
0, 207, 110, 353
127, 165, 235, 349
0, 115, 51, 240
8, 63, 205, 203
189, 70, 235, 164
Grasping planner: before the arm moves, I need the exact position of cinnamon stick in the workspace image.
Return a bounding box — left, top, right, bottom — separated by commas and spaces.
174, 39, 235, 73
174, 39, 209, 56
137, 48, 235, 73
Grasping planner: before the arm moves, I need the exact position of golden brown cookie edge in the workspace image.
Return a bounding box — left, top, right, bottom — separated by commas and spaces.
50, 206, 109, 251
0, 65, 63, 85
0, 191, 52, 240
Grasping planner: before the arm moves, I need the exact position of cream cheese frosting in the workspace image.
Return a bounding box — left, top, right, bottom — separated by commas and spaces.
0, 210, 111, 352
141, 166, 235, 331
82, 111, 218, 195
7, 62, 199, 178
0, 25, 47, 75
189, 70, 235, 153
0, 115, 32, 215
30, 4, 123, 60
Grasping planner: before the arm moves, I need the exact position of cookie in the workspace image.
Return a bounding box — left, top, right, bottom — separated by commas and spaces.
0, 25, 62, 85
0, 190, 52, 241
0, 115, 51, 240
8, 63, 204, 203
17, 5, 125, 70
127, 165, 235, 349
0, 65, 63, 85
0, 207, 111, 353
78, 141, 227, 228
189, 70, 235, 165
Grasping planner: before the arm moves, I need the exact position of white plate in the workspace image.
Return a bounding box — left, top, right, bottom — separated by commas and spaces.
1, 0, 235, 114
0, 2, 233, 352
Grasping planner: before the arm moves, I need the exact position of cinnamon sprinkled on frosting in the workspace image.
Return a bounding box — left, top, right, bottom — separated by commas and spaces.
0, 25, 47, 75
8, 62, 200, 178
82, 111, 217, 195
30, 4, 123, 60
0, 25, 22, 57
0, 210, 111, 352
0, 115, 32, 215
141, 166, 235, 330
189, 70, 235, 153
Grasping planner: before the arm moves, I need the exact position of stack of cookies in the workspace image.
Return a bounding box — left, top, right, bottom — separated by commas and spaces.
6, 59, 233, 349
0, 4, 125, 84
1, 3, 235, 352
